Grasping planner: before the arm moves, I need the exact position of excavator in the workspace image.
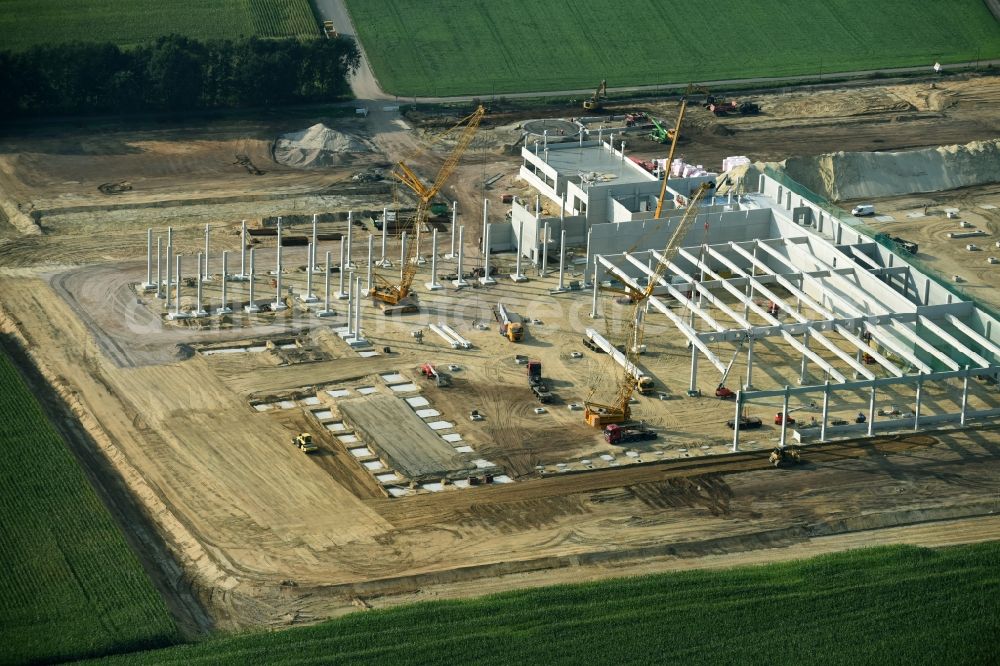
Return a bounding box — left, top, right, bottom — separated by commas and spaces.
370, 105, 486, 314
584, 180, 713, 427
583, 79, 607, 111
647, 116, 677, 144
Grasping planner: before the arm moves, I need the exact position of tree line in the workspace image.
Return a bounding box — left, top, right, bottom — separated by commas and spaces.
0, 35, 360, 119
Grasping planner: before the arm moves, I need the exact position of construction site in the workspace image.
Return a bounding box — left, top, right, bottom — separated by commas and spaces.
2, 73, 1000, 631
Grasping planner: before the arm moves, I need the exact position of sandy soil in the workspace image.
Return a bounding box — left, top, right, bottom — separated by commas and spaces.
0, 75, 998, 632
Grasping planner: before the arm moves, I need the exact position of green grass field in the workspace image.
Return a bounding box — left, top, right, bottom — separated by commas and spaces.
89, 542, 998, 665
346, 0, 1000, 96
0, 0, 319, 51
0, 352, 179, 664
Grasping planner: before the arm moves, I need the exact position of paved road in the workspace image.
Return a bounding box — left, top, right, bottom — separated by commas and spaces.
315, 1, 999, 105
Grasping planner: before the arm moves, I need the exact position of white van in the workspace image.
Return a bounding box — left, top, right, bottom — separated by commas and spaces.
852, 204, 875, 216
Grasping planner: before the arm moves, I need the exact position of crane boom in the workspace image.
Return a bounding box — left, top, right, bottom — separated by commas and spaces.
653, 100, 687, 219
371, 105, 486, 309
585, 181, 712, 427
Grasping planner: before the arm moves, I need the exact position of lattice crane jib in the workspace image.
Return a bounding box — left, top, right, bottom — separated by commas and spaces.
371, 105, 486, 306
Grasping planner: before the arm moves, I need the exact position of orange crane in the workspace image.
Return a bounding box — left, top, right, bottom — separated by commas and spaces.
584, 181, 712, 427
370, 105, 486, 313
653, 99, 687, 220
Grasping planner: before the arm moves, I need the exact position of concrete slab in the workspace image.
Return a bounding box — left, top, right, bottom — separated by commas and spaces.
339, 394, 477, 481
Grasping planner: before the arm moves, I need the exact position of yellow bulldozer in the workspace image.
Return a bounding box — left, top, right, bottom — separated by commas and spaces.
769, 447, 801, 468
293, 432, 318, 454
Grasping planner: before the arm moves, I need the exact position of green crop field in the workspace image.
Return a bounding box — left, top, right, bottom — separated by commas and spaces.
91, 542, 998, 665
0, 0, 319, 51
346, 0, 1000, 96
0, 352, 179, 664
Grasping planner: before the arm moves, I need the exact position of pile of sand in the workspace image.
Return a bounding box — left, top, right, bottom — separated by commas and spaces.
783, 139, 1000, 201
273, 123, 370, 168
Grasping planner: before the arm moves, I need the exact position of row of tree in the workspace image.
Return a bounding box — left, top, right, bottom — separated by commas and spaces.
0, 35, 360, 119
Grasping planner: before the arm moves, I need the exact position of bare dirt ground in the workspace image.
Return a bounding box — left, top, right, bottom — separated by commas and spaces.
843, 183, 1000, 311
1, 74, 998, 632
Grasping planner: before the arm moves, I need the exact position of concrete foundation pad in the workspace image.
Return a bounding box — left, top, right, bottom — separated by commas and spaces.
377, 260, 392, 268
315, 310, 337, 318
336, 291, 349, 300
424, 282, 443, 291
346, 337, 369, 347
214, 307, 233, 316
140, 282, 157, 292
270, 302, 288, 312
193, 309, 209, 318
452, 279, 469, 287
549, 288, 569, 295
509, 274, 528, 282
479, 277, 496, 285
167, 312, 192, 320
244, 305, 260, 314
299, 294, 319, 303
230, 275, 251, 282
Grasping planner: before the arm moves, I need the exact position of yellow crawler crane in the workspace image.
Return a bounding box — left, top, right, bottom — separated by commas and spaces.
370, 105, 486, 313
584, 181, 713, 427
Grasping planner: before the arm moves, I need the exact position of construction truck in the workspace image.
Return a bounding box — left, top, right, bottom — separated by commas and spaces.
603, 423, 656, 445
420, 363, 451, 387
322, 20, 338, 38
583, 79, 607, 110
583, 328, 655, 395
292, 432, 318, 453
493, 302, 524, 342
769, 447, 801, 468
526, 360, 553, 403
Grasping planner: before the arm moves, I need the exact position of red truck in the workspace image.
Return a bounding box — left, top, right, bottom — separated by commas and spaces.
604, 423, 657, 444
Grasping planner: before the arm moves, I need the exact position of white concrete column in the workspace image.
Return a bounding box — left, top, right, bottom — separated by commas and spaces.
560, 192, 567, 220
867, 383, 877, 437
346, 270, 355, 335
732, 390, 743, 452
155, 236, 163, 298
399, 231, 407, 280
541, 222, 549, 276
272, 221, 286, 311
453, 226, 468, 286
481, 199, 489, 255
446, 201, 458, 258
591, 257, 601, 318
744, 339, 755, 390
820, 380, 830, 441
379, 207, 389, 266
346, 211, 354, 268
366, 234, 374, 291
239, 221, 248, 279
203, 224, 211, 280
302, 242, 318, 302
245, 248, 258, 313
689, 344, 699, 394
425, 229, 442, 290
779, 385, 790, 447
960, 366, 970, 426
510, 214, 527, 282
583, 227, 593, 287
311, 213, 318, 266
556, 229, 567, 290
165, 243, 173, 306
217, 251, 231, 315
353, 274, 363, 341
913, 373, 923, 430
317, 250, 335, 318
336, 239, 348, 299
143, 228, 154, 289
174, 253, 182, 313
195, 252, 207, 316
480, 224, 496, 285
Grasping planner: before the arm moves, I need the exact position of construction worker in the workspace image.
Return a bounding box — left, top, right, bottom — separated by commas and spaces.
855, 412, 867, 423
